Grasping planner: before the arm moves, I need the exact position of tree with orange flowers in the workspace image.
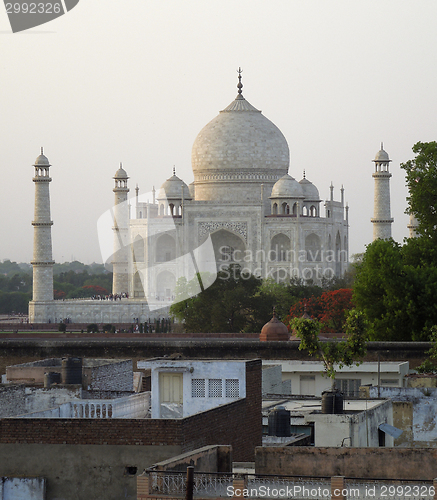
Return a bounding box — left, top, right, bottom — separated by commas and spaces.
285, 288, 353, 333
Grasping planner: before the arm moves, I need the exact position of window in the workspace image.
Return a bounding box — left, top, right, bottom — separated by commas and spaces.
225, 379, 239, 398
381, 379, 399, 385
191, 379, 205, 398
335, 379, 361, 397
208, 379, 222, 397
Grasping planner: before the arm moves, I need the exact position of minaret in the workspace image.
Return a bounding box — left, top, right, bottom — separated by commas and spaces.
371, 143, 393, 240
112, 163, 130, 294
31, 148, 54, 302
407, 213, 419, 238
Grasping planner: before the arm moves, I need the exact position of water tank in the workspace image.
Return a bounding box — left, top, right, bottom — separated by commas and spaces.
44, 371, 61, 388
321, 390, 344, 414
61, 357, 82, 385
268, 406, 291, 436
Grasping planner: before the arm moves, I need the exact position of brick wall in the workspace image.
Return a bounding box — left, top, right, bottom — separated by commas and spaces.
0, 360, 262, 461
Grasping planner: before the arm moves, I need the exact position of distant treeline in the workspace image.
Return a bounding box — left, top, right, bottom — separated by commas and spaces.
0, 260, 112, 314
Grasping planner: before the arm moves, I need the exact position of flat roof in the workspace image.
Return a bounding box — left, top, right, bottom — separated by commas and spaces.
262, 398, 383, 414
263, 360, 409, 374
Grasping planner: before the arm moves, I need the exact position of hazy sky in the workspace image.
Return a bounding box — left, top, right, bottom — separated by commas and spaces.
1, 0, 436, 264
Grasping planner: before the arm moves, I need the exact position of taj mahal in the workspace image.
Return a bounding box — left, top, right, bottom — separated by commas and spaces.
28, 73, 394, 324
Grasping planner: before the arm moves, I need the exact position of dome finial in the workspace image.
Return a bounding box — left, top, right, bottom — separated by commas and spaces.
303, 169, 306, 179
381, 142, 384, 150
237, 67, 243, 96
41, 147, 44, 155
173, 166, 176, 176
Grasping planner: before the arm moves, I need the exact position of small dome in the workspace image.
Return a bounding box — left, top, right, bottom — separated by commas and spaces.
158, 173, 192, 200
259, 312, 289, 341
34, 151, 50, 166
270, 174, 304, 199
299, 177, 320, 200
374, 144, 391, 162
114, 164, 128, 179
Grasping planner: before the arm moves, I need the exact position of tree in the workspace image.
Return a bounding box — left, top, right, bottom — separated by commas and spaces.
170, 265, 262, 333
285, 289, 353, 333
353, 237, 437, 341
402, 141, 437, 239
292, 310, 367, 390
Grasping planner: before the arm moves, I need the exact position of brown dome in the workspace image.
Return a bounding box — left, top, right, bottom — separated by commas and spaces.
259, 311, 289, 341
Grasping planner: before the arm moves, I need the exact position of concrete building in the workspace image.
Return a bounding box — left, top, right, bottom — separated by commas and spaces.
29, 73, 350, 323
263, 397, 395, 448
138, 359, 246, 418
263, 360, 410, 397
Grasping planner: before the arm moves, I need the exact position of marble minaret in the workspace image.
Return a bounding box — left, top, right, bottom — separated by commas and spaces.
31, 148, 54, 302
371, 143, 394, 240
112, 163, 130, 294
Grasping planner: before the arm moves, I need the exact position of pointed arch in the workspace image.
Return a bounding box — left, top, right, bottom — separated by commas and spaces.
210, 229, 246, 266
156, 234, 176, 262
270, 233, 291, 262
305, 233, 321, 262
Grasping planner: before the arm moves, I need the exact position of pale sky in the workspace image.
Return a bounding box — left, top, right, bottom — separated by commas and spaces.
1, 0, 437, 264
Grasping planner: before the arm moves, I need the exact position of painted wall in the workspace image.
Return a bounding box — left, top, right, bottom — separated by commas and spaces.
1, 477, 46, 500
366, 386, 437, 446
139, 360, 246, 418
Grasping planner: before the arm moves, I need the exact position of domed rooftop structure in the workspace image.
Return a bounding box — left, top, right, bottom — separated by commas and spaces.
191, 70, 289, 203
299, 174, 320, 201
374, 143, 391, 163
158, 169, 191, 200
114, 163, 128, 179
34, 147, 50, 166
259, 310, 289, 342
271, 174, 304, 199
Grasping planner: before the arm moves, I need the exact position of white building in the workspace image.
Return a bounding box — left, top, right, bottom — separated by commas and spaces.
29, 73, 351, 323
263, 360, 410, 397
138, 358, 246, 418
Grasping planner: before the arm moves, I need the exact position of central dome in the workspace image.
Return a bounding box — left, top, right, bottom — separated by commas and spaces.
191, 83, 290, 203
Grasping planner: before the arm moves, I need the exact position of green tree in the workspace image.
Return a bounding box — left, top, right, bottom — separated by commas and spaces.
292, 310, 367, 390
353, 235, 437, 341
402, 141, 437, 239
171, 265, 262, 333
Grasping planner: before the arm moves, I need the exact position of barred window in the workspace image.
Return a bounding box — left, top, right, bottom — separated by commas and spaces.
208, 379, 222, 398
335, 379, 361, 397
225, 379, 239, 398
191, 379, 205, 398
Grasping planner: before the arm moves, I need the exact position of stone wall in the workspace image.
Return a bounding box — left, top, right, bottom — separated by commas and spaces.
0, 385, 82, 418
83, 359, 133, 391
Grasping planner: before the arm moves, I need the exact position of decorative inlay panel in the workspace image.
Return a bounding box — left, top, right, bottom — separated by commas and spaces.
198, 221, 248, 242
